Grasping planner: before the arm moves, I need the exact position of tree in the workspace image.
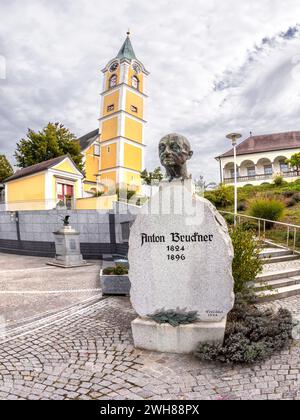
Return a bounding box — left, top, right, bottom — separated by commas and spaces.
141, 167, 164, 185
14, 122, 84, 171
286, 153, 300, 175
0, 155, 13, 182
195, 176, 217, 192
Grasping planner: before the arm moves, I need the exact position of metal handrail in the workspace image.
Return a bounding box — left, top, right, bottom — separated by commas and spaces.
220, 211, 300, 253
224, 170, 300, 184
220, 211, 300, 229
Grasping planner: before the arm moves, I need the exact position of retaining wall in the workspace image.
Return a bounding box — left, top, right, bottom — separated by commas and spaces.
0, 206, 138, 259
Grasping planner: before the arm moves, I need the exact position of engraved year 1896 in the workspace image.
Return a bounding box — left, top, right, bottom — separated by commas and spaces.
167, 245, 186, 261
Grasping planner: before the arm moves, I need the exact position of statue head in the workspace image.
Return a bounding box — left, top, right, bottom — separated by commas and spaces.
159, 133, 193, 181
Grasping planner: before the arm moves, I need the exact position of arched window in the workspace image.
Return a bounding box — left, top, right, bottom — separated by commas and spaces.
109, 74, 117, 88
132, 75, 139, 90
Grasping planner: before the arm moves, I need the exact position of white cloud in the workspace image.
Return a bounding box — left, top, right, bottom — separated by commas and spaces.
0, 0, 300, 182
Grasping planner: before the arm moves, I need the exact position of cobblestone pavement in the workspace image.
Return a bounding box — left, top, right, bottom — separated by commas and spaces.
1, 296, 300, 400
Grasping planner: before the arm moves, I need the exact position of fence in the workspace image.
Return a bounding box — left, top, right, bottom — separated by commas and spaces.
220, 211, 300, 254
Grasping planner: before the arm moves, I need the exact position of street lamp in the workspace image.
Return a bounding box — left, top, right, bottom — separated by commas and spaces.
226, 133, 242, 226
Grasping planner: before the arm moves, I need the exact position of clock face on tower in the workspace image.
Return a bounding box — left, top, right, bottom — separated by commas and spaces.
132, 62, 141, 74
109, 62, 119, 73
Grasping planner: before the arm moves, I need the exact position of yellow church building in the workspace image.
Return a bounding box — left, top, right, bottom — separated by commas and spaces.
5, 155, 84, 211
4, 33, 148, 211
79, 32, 149, 195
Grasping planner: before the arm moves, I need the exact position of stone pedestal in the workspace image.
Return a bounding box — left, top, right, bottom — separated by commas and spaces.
132, 318, 227, 354
48, 225, 88, 268
129, 179, 235, 353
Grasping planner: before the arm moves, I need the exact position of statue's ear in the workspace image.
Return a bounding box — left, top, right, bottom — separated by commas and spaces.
187, 151, 194, 160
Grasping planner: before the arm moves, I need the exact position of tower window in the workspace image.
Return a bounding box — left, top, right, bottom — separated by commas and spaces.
130, 105, 138, 113
109, 74, 117, 88
132, 75, 139, 90
107, 104, 114, 112
94, 144, 100, 156
107, 146, 110, 153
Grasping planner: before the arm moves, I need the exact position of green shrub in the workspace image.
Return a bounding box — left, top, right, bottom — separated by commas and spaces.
136, 197, 148, 206
205, 185, 233, 208
102, 267, 115, 275
284, 197, 297, 208
240, 221, 258, 231
224, 213, 235, 225
282, 190, 294, 198
93, 191, 104, 197
102, 265, 128, 275
195, 301, 293, 364
293, 192, 300, 202
116, 188, 136, 201
248, 198, 284, 223
237, 201, 247, 211
230, 226, 263, 296
273, 175, 284, 187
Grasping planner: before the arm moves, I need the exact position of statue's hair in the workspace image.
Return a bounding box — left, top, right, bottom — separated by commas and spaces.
159, 133, 191, 151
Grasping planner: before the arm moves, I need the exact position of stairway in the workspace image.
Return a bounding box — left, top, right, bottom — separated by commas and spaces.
254, 246, 300, 302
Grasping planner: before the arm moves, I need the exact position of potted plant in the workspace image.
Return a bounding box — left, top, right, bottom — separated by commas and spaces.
100, 264, 130, 296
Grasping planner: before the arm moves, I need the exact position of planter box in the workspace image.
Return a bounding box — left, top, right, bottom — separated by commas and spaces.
100, 270, 131, 296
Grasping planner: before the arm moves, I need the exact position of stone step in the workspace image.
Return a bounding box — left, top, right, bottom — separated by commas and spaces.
255, 283, 300, 302
256, 268, 300, 282
254, 276, 300, 291
261, 255, 300, 264
259, 248, 293, 259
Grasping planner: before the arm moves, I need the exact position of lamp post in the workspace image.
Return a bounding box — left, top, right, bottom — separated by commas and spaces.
226, 133, 242, 226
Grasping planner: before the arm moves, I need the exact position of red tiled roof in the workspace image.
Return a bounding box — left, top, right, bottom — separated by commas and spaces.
216, 131, 300, 159
5, 155, 69, 183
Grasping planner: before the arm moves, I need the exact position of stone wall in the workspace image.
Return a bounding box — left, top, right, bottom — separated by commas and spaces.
0, 206, 138, 259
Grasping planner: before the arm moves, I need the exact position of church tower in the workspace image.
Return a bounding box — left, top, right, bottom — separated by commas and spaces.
99, 32, 149, 191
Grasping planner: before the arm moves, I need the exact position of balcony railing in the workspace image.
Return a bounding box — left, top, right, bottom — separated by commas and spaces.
224, 170, 300, 184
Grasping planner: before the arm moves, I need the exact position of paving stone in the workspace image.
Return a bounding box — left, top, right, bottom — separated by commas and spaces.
0, 295, 300, 400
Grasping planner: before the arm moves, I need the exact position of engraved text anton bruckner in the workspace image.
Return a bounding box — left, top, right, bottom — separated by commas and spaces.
141, 232, 214, 247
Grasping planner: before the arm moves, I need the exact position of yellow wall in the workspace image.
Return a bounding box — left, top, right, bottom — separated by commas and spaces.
101, 143, 117, 170
123, 170, 141, 191
100, 171, 116, 185
103, 91, 120, 117
52, 160, 78, 175
105, 66, 120, 91
76, 195, 117, 210
101, 117, 118, 142
124, 143, 142, 171
6, 173, 46, 207
125, 90, 144, 119
125, 117, 143, 143
83, 182, 97, 193
99, 171, 117, 194
83, 144, 100, 183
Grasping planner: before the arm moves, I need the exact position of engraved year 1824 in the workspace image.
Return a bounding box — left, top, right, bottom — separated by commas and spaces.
167, 245, 186, 261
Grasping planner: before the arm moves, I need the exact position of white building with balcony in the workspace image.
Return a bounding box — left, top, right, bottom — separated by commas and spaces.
216, 131, 300, 186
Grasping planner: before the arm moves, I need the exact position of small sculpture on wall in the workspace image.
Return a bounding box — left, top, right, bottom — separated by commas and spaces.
62, 215, 70, 226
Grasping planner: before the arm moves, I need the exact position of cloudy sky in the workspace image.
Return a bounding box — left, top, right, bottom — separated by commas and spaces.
1, 0, 300, 182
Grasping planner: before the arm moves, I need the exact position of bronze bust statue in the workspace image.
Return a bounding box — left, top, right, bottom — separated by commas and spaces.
159, 133, 193, 182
